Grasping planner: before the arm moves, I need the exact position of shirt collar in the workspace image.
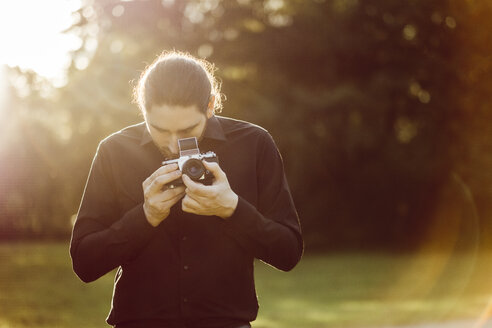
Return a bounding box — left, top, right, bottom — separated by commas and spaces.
140, 115, 227, 146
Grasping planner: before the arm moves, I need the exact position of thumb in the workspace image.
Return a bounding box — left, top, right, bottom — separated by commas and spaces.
203, 160, 226, 182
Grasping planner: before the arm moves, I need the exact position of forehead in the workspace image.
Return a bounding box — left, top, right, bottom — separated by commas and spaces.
145, 104, 204, 130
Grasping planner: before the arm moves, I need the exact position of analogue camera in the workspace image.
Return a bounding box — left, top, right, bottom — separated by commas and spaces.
161, 137, 218, 187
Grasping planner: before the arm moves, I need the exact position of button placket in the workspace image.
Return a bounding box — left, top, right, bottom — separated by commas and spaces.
180, 228, 191, 316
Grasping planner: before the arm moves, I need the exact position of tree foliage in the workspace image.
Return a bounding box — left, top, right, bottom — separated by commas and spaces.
1, 0, 491, 251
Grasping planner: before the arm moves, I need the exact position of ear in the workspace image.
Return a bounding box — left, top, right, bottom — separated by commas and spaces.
206, 95, 215, 119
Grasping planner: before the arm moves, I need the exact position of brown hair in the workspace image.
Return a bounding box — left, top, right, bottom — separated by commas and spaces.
134, 50, 223, 114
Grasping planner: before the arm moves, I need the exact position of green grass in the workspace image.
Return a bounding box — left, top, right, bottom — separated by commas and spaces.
2, 243, 492, 328
253, 252, 492, 327
0, 242, 113, 328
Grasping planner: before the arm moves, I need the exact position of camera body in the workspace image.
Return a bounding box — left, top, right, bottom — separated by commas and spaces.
162, 137, 218, 187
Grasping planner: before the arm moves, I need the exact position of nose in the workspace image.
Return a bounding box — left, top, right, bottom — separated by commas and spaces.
168, 134, 179, 154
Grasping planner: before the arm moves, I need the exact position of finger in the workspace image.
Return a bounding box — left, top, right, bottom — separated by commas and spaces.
151, 187, 185, 209
147, 170, 182, 194
181, 195, 202, 214
143, 177, 151, 191
183, 187, 208, 204
202, 161, 226, 182
182, 175, 210, 197
152, 163, 179, 179
162, 186, 186, 200
143, 163, 179, 190
162, 189, 186, 207
147, 186, 184, 203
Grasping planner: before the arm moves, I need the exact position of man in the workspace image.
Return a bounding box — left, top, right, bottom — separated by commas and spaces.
70, 51, 303, 328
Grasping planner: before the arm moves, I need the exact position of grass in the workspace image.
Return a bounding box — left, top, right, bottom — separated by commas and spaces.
253, 251, 492, 328
2, 243, 492, 327
0, 242, 113, 328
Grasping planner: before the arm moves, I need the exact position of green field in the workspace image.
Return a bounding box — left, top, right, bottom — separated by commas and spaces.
1, 242, 492, 328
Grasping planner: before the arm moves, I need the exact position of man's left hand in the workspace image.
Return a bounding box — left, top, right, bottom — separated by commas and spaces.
181, 161, 238, 219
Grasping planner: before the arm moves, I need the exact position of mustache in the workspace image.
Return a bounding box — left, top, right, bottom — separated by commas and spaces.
151, 140, 178, 159
160, 148, 178, 160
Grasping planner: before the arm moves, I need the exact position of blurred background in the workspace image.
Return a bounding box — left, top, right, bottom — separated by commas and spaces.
1, 0, 491, 251
1, 0, 492, 327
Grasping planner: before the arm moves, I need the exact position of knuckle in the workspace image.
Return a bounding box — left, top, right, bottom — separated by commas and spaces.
148, 199, 159, 209
148, 182, 157, 192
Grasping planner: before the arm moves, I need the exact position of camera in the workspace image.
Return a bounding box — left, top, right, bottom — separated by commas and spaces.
161, 137, 218, 188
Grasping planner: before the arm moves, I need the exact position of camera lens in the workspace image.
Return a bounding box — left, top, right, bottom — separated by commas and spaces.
182, 158, 205, 180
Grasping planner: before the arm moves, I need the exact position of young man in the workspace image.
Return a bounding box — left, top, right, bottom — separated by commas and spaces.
70, 51, 303, 328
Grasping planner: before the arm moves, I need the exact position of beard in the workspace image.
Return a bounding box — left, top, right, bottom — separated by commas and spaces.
157, 145, 178, 160
152, 117, 209, 160
151, 139, 178, 160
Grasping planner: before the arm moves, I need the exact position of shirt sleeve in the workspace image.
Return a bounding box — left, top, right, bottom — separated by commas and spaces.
70, 141, 156, 283
223, 131, 303, 271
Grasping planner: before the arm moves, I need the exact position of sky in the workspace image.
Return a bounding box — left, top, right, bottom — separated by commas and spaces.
0, 0, 83, 86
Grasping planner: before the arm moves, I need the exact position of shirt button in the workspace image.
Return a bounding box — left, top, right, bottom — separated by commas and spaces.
183, 297, 188, 303
182, 236, 187, 241
183, 265, 189, 270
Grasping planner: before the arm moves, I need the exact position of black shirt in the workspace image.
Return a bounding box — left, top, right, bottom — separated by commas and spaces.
70, 115, 303, 328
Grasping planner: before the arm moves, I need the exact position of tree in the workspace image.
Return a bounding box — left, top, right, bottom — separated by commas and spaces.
2, 0, 491, 250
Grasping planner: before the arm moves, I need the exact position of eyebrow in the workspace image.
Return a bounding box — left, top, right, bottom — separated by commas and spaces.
150, 122, 200, 133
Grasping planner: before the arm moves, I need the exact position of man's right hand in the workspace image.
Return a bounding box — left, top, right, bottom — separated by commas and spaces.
142, 163, 185, 227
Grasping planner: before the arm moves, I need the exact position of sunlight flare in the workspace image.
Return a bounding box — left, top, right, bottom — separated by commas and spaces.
0, 0, 83, 83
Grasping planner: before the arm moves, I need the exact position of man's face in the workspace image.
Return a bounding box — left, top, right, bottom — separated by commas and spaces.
144, 104, 210, 158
